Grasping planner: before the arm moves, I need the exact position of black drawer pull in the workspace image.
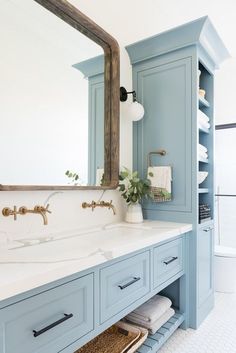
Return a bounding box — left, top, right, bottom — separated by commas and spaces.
163, 256, 178, 265
33, 313, 73, 337
203, 227, 213, 232
118, 277, 141, 290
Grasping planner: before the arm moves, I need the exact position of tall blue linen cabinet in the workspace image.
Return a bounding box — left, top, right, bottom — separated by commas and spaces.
126, 16, 229, 328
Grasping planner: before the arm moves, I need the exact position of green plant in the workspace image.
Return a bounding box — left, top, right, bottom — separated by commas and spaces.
65, 170, 79, 185
119, 167, 152, 204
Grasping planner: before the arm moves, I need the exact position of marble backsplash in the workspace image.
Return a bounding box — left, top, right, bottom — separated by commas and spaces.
0, 189, 125, 245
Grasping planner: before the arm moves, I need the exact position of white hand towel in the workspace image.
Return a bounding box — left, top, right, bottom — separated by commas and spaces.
148, 167, 172, 202
126, 308, 175, 335
125, 295, 172, 323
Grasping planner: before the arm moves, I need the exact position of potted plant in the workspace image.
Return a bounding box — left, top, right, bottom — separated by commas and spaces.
118, 168, 152, 223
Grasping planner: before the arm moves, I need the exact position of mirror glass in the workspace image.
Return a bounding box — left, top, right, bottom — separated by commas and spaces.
1, 0, 105, 187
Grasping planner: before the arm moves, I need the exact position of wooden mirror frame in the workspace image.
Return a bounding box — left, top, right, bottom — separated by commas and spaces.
0, 0, 119, 191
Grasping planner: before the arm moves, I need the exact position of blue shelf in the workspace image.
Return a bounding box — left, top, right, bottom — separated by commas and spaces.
136, 312, 184, 353
199, 95, 210, 108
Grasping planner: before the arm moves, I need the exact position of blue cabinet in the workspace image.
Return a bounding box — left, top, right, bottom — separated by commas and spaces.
100, 251, 150, 323
0, 233, 189, 353
0, 274, 94, 353
153, 238, 184, 288
73, 55, 104, 185
133, 54, 192, 213
126, 16, 229, 328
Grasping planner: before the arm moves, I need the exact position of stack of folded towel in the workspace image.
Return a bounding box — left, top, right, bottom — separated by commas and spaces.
125, 295, 175, 335
198, 143, 208, 160
198, 109, 210, 130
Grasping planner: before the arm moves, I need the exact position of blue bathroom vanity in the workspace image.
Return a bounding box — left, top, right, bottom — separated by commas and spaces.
0, 222, 191, 353
126, 16, 229, 328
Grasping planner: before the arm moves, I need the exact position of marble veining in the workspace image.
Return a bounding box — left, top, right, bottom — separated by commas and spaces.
0, 221, 192, 302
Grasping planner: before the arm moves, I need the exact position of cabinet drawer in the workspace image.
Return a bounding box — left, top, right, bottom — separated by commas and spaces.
0, 274, 94, 353
153, 238, 184, 288
100, 251, 150, 323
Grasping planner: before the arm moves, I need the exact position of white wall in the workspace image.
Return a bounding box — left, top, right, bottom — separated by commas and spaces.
1, 0, 235, 241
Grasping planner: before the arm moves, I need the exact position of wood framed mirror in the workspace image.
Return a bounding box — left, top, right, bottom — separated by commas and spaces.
0, 0, 119, 191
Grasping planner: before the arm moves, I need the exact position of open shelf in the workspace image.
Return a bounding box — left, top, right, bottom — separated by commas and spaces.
136, 312, 184, 353
198, 188, 209, 193
199, 95, 210, 108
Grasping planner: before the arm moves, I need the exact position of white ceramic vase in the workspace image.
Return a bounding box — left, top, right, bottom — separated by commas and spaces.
125, 202, 143, 223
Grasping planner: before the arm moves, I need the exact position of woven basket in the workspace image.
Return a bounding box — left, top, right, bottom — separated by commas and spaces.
151, 186, 171, 202
75, 322, 142, 353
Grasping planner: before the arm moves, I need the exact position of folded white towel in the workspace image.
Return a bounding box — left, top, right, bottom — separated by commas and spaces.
198, 143, 208, 154
127, 308, 175, 335
198, 151, 208, 160
126, 295, 172, 323
148, 166, 172, 202
198, 121, 210, 130
198, 109, 209, 123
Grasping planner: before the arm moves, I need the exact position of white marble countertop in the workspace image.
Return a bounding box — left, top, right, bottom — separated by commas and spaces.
0, 220, 192, 302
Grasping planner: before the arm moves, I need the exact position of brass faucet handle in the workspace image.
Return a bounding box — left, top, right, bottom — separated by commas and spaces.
34, 204, 51, 214
2, 207, 13, 217
2, 206, 18, 220
19, 206, 28, 215
44, 204, 52, 214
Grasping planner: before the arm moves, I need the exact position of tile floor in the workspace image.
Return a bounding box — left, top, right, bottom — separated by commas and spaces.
158, 292, 236, 353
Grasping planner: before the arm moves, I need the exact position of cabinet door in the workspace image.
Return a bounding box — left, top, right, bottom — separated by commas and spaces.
88, 74, 104, 185
198, 224, 214, 307
134, 56, 192, 212
0, 274, 94, 353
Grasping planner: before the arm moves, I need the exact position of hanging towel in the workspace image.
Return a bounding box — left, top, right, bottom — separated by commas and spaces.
126, 308, 175, 335
125, 295, 172, 323
96, 168, 104, 186
148, 166, 172, 202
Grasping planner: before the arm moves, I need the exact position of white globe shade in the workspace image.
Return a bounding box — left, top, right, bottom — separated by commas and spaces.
129, 101, 145, 121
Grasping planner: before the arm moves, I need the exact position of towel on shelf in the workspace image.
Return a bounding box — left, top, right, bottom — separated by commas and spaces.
148, 166, 172, 202
198, 151, 208, 160
126, 308, 175, 335
198, 110, 209, 124
198, 120, 210, 130
126, 295, 172, 324
96, 168, 104, 186
198, 143, 208, 154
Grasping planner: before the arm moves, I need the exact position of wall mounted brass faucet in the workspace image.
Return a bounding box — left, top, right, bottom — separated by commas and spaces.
2, 204, 51, 225
82, 200, 116, 215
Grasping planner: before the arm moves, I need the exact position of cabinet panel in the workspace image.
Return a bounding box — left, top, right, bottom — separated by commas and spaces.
0, 274, 94, 353
88, 75, 104, 185
134, 57, 192, 212
198, 225, 214, 306
153, 238, 184, 288
100, 251, 150, 323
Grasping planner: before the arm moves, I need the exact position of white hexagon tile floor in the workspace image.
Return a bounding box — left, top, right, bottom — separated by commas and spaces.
158, 292, 236, 353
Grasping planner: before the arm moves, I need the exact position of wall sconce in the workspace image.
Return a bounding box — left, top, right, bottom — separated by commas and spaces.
120, 86, 145, 121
